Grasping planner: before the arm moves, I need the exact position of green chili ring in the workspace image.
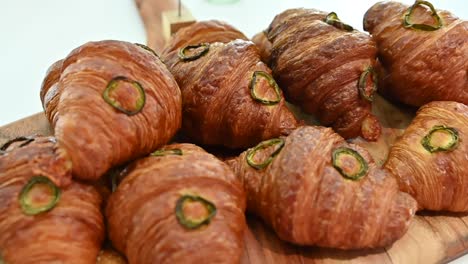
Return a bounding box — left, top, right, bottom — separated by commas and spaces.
358, 67, 378, 102
103, 76, 146, 116
175, 195, 217, 229
151, 148, 183, 157
0, 136, 35, 151
249, 71, 282, 105
246, 138, 285, 170
332, 147, 368, 180
421, 125, 459, 153
324, 12, 354, 32
19, 176, 61, 216
135, 43, 159, 58
403, 1, 442, 31
178, 43, 210, 61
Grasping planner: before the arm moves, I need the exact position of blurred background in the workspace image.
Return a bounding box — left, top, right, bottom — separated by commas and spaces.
0, 0, 466, 126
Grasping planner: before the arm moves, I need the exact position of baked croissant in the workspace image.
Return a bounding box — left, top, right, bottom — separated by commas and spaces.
227, 126, 416, 249
0, 136, 104, 263
266, 8, 381, 141
385, 101, 468, 212
40, 40, 182, 181
106, 143, 246, 264
364, 1, 468, 106
162, 23, 298, 148
251, 30, 272, 64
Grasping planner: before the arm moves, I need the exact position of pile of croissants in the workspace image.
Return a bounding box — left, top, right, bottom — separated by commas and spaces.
0, 1, 466, 263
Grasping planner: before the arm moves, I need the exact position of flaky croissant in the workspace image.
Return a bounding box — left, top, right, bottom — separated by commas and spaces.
227, 126, 416, 249
385, 101, 468, 212
0, 136, 104, 263
106, 143, 246, 264
364, 1, 468, 106
162, 24, 298, 148
265, 8, 381, 141
40, 40, 182, 181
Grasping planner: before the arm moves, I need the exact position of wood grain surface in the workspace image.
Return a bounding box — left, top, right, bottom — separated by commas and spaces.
1, 95, 467, 264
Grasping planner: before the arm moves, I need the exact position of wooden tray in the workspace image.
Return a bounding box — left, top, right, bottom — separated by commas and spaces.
1, 95, 468, 264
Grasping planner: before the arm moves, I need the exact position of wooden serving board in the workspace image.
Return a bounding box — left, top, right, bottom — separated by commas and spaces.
1, 95, 468, 264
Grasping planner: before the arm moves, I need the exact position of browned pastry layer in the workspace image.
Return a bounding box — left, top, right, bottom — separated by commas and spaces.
161, 20, 247, 55
107, 143, 246, 264
266, 8, 381, 141
0, 136, 104, 263
40, 40, 182, 181
228, 126, 416, 249
364, 1, 467, 106
162, 24, 298, 148
385, 101, 468, 212
251, 31, 272, 64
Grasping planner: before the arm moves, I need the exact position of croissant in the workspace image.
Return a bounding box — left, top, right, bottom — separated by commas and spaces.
106, 143, 246, 264
0, 136, 104, 263
364, 1, 468, 106
161, 23, 298, 148
251, 30, 272, 64
40, 40, 182, 181
385, 101, 468, 212
227, 126, 416, 249
265, 8, 381, 141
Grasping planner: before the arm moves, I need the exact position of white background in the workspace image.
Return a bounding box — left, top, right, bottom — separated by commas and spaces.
0, 1, 467, 263
0, 0, 465, 126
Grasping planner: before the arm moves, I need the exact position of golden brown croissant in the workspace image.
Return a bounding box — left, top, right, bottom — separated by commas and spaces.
364, 1, 468, 106
161, 20, 247, 56
385, 101, 468, 212
266, 8, 381, 141
161, 23, 299, 148
251, 30, 272, 64
227, 126, 416, 249
0, 136, 104, 263
40, 40, 182, 181
106, 143, 246, 264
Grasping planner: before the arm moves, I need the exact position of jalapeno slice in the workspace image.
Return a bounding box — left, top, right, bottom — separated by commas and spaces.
403, 1, 442, 31
358, 67, 377, 102
135, 43, 159, 58
151, 148, 183, 157
0, 136, 35, 151
324, 12, 354, 32
249, 71, 282, 105
175, 195, 216, 229
421, 125, 459, 153
103, 76, 146, 116
19, 176, 60, 215
332, 147, 368, 180
178, 43, 210, 61
246, 138, 285, 170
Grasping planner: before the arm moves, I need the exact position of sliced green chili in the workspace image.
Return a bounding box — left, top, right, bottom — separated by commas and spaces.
358, 67, 377, 102
246, 138, 285, 170
178, 43, 210, 61
332, 147, 368, 180
151, 148, 183, 157
19, 176, 60, 215
0, 136, 35, 151
403, 1, 442, 31
175, 194, 216, 229
135, 43, 159, 58
103, 76, 146, 116
324, 12, 354, 32
249, 71, 282, 105
421, 125, 458, 153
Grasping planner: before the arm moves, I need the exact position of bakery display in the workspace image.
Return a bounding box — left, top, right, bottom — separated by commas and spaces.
265, 8, 382, 141
364, 1, 467, 106
385, 101, 468, 212
0, 136, 104, 263
162, 22, 298, 148
227, 126, 417, 249
40, 40, 182, 181
106, 143, 246, 264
